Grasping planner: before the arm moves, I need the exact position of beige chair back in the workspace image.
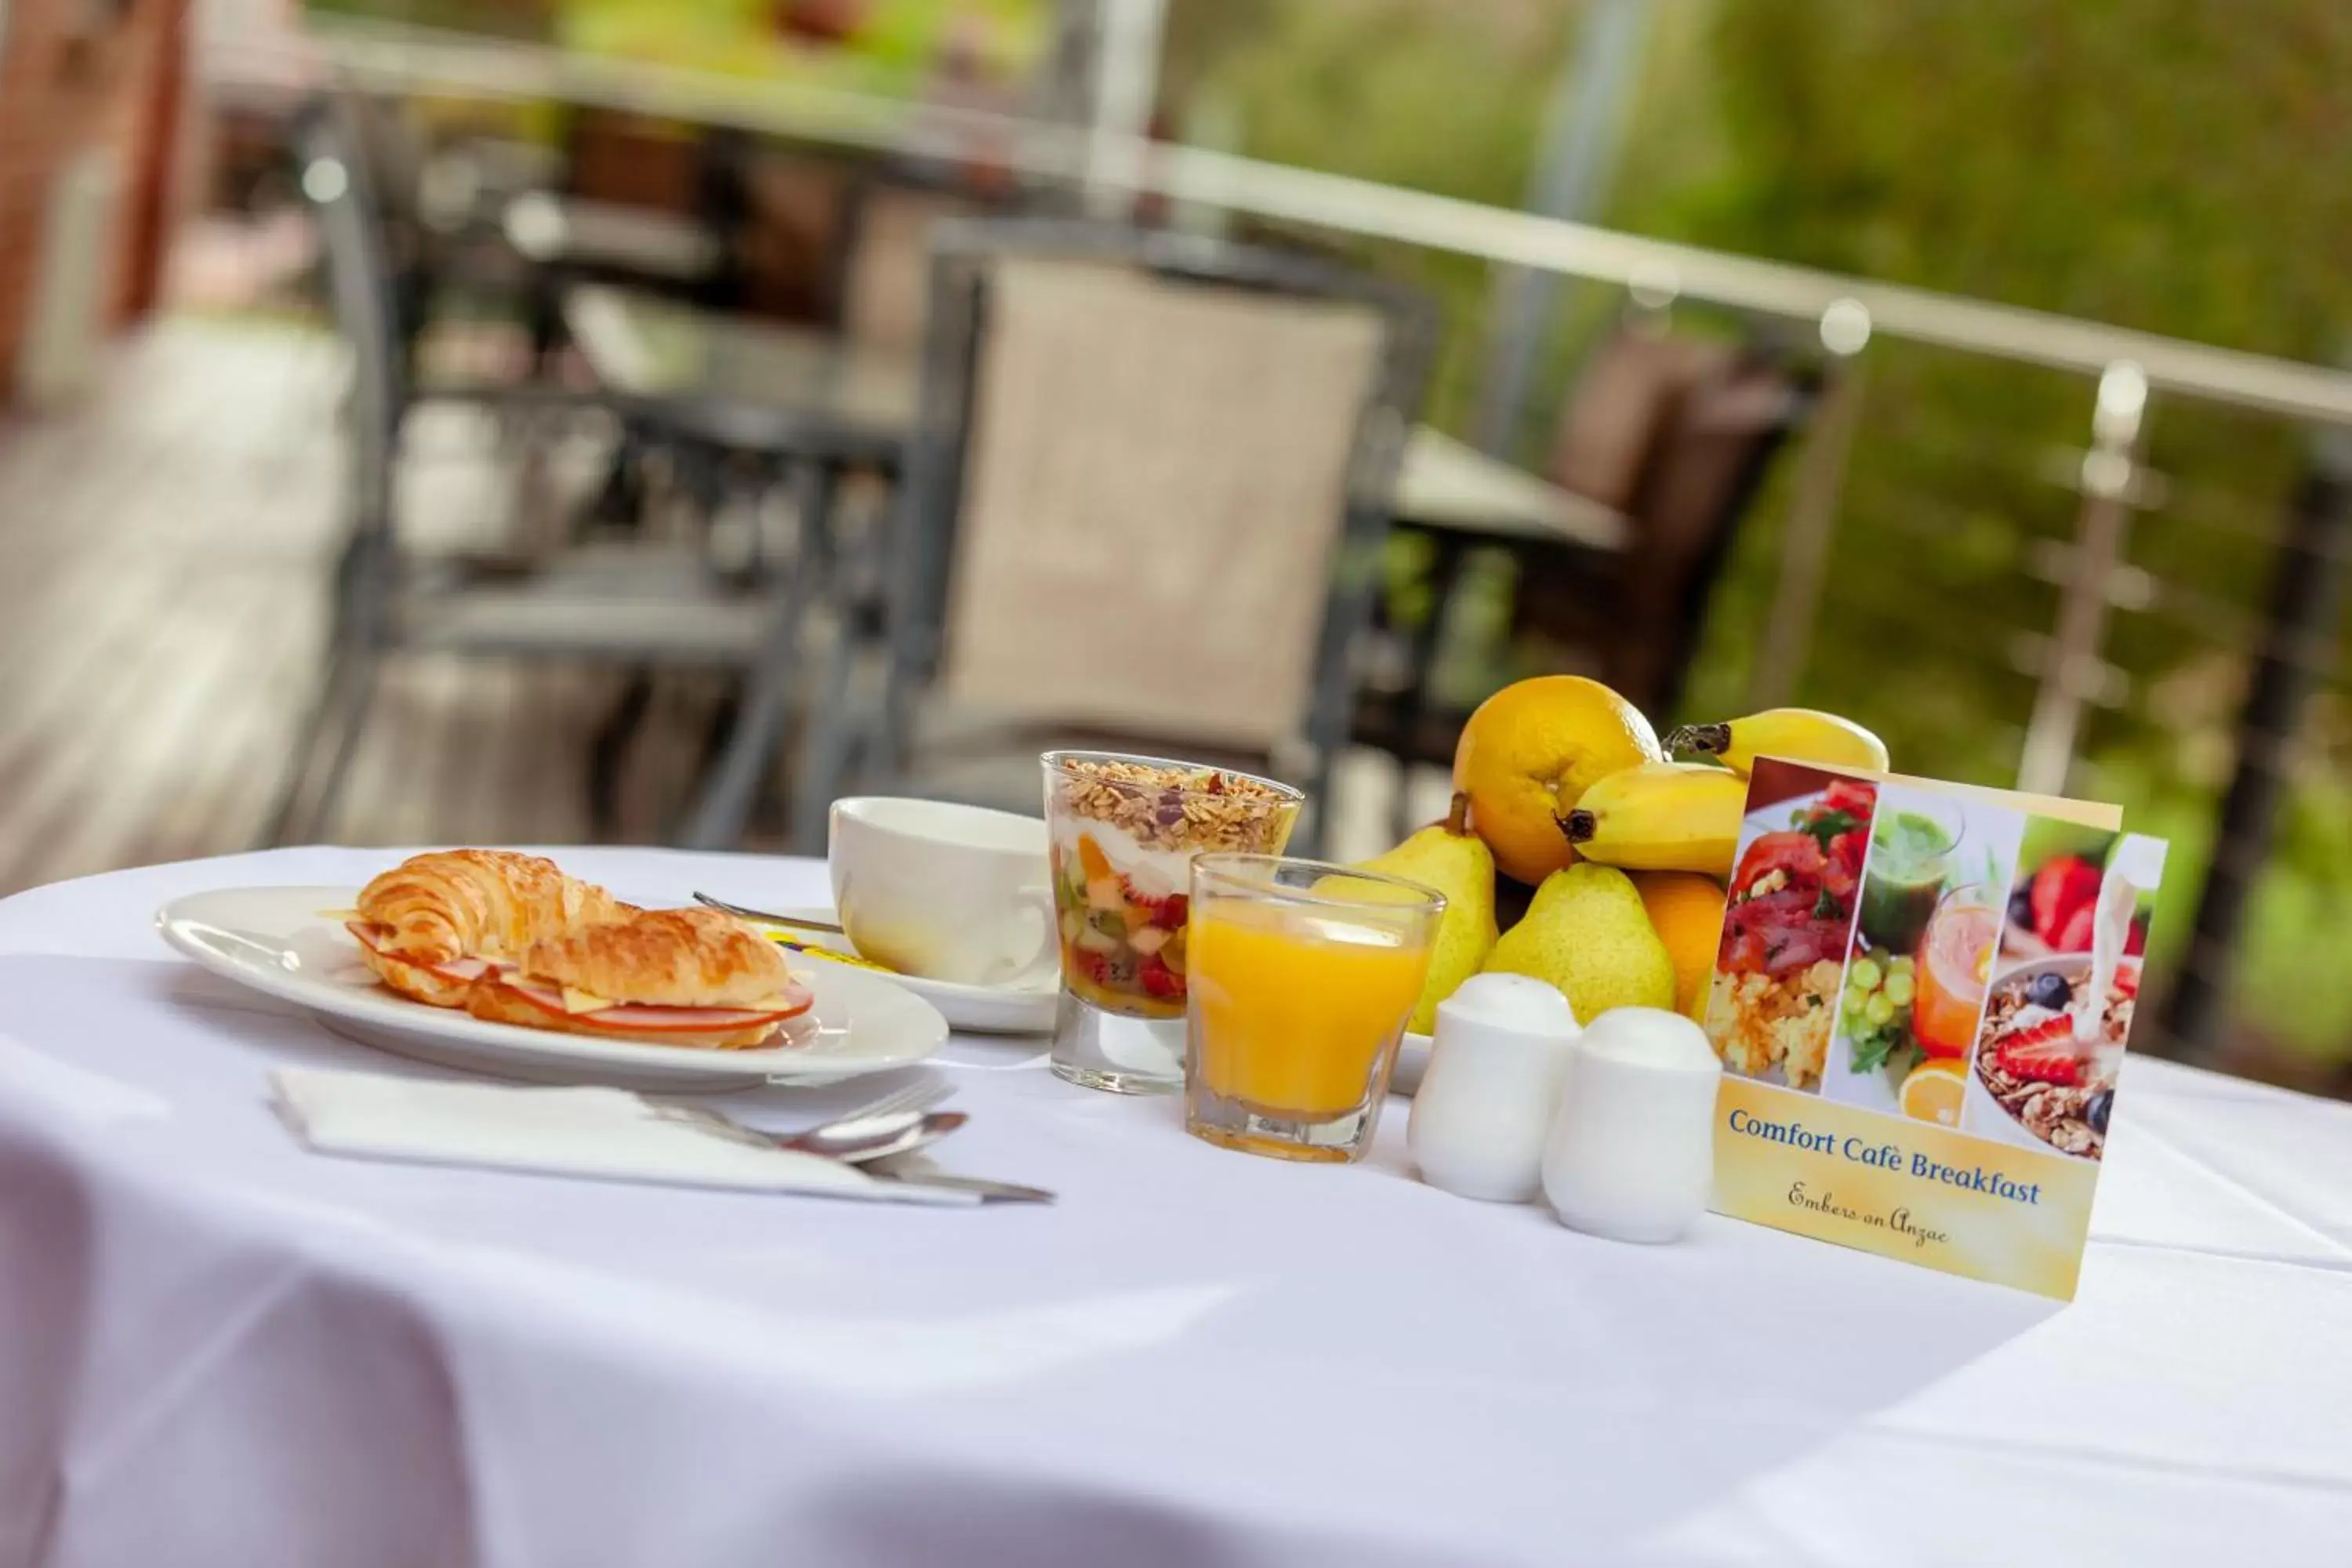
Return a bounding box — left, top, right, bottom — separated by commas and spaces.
843, 187, 983, 354
936, 257, 1385, 751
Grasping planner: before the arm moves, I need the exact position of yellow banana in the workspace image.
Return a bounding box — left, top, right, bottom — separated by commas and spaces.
1664, 708, 1888, 778
1560, 763, 1746, 878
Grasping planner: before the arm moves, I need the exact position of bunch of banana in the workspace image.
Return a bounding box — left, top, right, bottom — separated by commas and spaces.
1559, 762, 1746, 879
1663, 708, 1888, 778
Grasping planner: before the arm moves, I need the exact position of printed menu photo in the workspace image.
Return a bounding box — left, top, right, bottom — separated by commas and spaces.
1703, 757, 2166, 1299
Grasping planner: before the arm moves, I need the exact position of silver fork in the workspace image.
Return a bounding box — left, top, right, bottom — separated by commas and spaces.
649, 1076, 951, 1152
692, 893, 844, 934
810, 1077, 952, 1127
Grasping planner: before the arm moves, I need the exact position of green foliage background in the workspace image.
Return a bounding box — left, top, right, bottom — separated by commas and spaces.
1170, 0, 2352, 1065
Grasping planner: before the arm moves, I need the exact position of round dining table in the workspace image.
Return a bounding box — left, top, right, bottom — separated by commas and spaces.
1, 847, 2347, 1568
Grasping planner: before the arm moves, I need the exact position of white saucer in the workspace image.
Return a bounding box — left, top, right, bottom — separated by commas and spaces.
158, 886, 949, 1092
761, 907, 1060, 1036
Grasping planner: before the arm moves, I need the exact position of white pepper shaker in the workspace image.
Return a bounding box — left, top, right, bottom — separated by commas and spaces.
1541, 1007, 1722, 1243
1408, 974, 1581, 1203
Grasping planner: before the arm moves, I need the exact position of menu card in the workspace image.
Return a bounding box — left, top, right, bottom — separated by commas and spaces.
1701, 758, 2166, 1299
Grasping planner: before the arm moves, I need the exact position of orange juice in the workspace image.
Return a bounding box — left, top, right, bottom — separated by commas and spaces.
1915, 894, 1997, 1058
1187, 898, 1432, 1117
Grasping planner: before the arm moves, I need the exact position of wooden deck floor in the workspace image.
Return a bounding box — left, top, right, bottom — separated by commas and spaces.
0, 316, 691, 898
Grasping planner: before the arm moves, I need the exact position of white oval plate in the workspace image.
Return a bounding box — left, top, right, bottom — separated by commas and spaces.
158, 886, 949, 1092
760, 906, 1059, 1036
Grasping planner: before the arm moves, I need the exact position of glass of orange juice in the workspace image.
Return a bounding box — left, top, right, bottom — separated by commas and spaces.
1182, 854, 1443, 1163
1915, 881, 1999, 1059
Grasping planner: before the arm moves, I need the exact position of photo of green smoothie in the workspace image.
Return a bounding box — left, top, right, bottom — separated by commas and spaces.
1858, 800, 1962, 956
1826, 785, 2022, 1120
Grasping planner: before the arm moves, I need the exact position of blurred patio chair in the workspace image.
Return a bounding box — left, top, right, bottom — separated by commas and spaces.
336, 91, 737, 385
510, 113, 746, 368
261, 96, 822, 850
1353, 324, 1813, 799
1516, 325, 1817, 716
784, 219, 1436, 855
835, 180, 993, 357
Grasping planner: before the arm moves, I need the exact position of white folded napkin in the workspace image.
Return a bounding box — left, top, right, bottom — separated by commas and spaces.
269, 1068, 974, 1206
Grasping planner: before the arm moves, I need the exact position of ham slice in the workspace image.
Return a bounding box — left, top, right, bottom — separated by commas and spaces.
347, 922, 496, 985
347, 919, 815, 1036
495, 975, 814, 1033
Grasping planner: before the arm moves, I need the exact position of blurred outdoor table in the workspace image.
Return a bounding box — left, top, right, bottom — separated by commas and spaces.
2, 847, 2350, 1566
1393, 426, 1625, 552
504, 191, 724, 283
565, 284, 913, 466
561, 284, 1628, 546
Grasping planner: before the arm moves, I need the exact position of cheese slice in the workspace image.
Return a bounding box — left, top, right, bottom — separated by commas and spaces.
559, 985, 618, 1014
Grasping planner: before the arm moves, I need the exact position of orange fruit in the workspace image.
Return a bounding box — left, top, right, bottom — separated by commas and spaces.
1452, 676, 1662, 884
1632, 871, 1727, 1020
1899, 1058, 1967, 1127
1076, 833, 1112, 880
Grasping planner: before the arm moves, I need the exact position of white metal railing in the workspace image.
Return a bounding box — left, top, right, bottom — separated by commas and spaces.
209, 16, 2350, 793
209, 15, 2352, 428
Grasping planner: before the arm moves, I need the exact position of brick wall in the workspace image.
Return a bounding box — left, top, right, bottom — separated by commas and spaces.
0, 0, 184, 404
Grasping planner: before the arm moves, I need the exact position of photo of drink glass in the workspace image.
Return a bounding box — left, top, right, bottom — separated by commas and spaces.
1857, 796, 1962, 956
1914, 881, 2001, 1061
1182, 854, 1442, 1163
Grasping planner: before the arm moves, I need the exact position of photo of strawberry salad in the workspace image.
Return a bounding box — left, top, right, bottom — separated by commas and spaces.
2005, 847, 2150, 961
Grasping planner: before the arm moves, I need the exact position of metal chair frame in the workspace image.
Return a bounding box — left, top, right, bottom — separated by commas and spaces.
263, 96, 814, 850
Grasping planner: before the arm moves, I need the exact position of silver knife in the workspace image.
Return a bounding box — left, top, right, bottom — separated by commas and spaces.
868, 1167, 1056, 1204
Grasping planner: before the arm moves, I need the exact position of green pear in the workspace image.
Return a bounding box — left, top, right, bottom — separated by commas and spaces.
1362, 796, 1497, 1035
1481, 862, 1675, 1024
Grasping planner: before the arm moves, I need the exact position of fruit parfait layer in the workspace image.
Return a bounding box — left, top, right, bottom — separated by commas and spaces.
1044, 753, 1302, 1021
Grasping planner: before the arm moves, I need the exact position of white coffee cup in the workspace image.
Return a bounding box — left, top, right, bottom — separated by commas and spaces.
829, 797, 1058, 987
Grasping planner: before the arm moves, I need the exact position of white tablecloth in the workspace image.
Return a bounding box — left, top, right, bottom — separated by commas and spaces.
1, 848, 2347, 1568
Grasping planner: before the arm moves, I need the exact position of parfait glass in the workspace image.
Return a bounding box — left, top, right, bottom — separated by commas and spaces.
1182, 854, 1443, 1162
1041, 751, 1303, 1094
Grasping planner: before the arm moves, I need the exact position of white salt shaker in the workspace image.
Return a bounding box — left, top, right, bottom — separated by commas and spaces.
1408, 974, 1581, 1203
1541, 1007, 1722, 1243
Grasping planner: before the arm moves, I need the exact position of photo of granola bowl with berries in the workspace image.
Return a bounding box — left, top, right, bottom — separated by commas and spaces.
1042, 753, 1302, 1022
1966, 954, 2132, 1161
1704, 772, 1877, 1094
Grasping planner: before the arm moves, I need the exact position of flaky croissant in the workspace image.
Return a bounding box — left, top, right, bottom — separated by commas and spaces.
350, 850, 634, 1007
466, 909, 811, 1049
510, 908, 793, 1009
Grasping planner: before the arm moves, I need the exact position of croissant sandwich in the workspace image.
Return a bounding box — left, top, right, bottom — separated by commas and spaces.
348, 850, 636, 1007
466, 908, 815, 1049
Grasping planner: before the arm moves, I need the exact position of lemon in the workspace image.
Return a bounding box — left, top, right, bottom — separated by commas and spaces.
1452, 676, 1661, 885
1899, 1058, 1968, 1127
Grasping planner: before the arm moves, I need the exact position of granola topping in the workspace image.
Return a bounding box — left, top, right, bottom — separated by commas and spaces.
1049, 757, 1298, 854
1044, 757, 1301, 1019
